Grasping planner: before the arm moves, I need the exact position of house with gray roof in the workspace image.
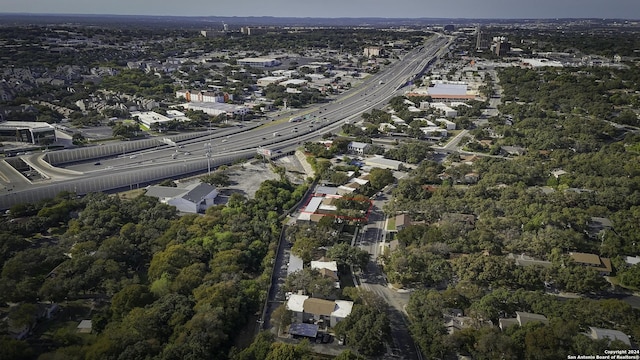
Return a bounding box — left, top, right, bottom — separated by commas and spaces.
588, 327, 631, 346
146, 181, 218, 214
499, 311, 548, 331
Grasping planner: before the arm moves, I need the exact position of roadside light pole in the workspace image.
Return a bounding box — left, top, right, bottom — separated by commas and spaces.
204, 142, 212, 175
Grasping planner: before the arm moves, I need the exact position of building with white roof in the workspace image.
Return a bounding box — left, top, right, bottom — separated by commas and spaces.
257, 76, 288, 87
416, 82, 477, 102
421, 127, 448, 140
272, 69, 298, 78
132, 111, 172, 127
180, 102, 248, 117
421, 102, 458, 118
435, 118, 456, 130
287, 294, 310, 323
315, 186, 339, 196
379, 122, 397, 132
280, 79, 308, 87
311, 260, 338, 273
390, 115, 406, 125
287, 294, 309, 313
0, 121, 57, 145
348, 141, 370, 155
521, 58, 563, 68
237, 57, 281, 67
303, 197, 324, 214
364, 156, 403, 170
625, 256, 640, 266
289, 297, 354, 328
332, 300, 354, 326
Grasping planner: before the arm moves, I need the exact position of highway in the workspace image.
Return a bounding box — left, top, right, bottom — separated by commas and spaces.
0, 34, 452, 209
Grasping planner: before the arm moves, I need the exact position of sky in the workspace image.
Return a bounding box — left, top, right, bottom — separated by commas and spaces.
0, 0, 639, 19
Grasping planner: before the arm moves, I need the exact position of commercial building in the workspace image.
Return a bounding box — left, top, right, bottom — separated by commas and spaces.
237, 57, 281, 68
180, 102, 249, 117
418, 82, 477, 102
280, 79, 308, 87
176, 90, 232, 103
493, 37, 511, 56
476, 26, 490, 50
521, 58, 563, 68
0, 121, 57, 145
364, 156, 403, 170
363, 46, 383, 57
256, 76, 288, 87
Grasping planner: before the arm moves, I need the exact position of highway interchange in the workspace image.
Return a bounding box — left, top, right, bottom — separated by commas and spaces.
0, 34, 452, 209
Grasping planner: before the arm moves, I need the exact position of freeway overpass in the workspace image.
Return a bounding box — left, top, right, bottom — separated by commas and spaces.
0, 34, 452, 209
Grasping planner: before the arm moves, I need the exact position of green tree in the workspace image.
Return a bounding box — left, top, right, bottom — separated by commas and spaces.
334, 305, 390, 356
270, 304, 292, 336
368, 168, 395, 190
110, 284, 154, 320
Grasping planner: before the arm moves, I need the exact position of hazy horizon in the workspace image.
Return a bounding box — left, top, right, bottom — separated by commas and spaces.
0, 0, 638, 20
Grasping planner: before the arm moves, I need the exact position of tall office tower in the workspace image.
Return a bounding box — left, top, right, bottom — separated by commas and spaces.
476, 26, 490, 50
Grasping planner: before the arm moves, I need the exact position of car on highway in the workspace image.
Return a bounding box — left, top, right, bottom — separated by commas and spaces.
94, 162, 101, 165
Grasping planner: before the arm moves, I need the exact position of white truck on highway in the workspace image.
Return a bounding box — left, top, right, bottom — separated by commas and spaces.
273, 132, 279, 137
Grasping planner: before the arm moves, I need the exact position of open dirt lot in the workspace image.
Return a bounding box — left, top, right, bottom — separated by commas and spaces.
221, 160, 280, 198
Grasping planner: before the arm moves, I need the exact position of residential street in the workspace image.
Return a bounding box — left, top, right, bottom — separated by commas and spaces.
356, 196, 422, 360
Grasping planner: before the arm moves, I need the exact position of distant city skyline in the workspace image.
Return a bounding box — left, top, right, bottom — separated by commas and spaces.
1, 0, 639, 20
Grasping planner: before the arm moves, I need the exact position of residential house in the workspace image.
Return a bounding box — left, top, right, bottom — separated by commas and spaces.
463, 172, 480, 184
624, 256, 640, 266
420, 126, 448, 140
287, 294, 309, 323
293, 298, 354, 328
347, 141, 370, 155
587, 327, 631, 346
500, 146, 526, 156
145, 182, 218, 214
395, 214, 412, 231
569, 252, 612, 275
311, 261, 339, 279
499, 311, 548, 331
443, 309, 492, 335
506, 253, 552, 268
77, 320, 93, 334
587, 217, 613, 240
315, 186, 339, 196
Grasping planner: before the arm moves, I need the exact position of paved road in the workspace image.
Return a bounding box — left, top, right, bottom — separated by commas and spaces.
356, 196, 421, 360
